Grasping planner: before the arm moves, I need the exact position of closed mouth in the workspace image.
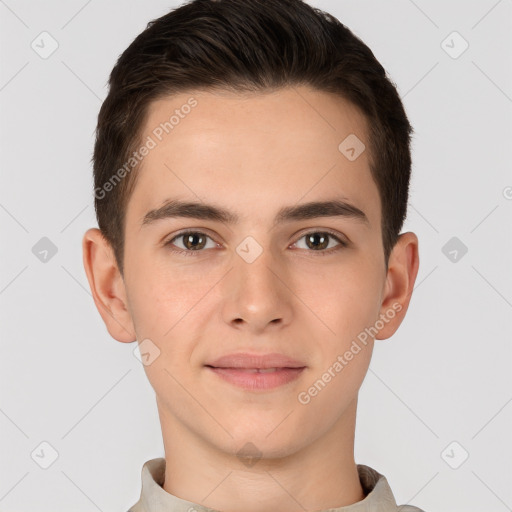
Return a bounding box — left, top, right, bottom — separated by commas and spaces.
205, 366, 304, 373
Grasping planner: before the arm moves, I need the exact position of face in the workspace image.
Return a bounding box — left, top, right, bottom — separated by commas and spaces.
84, 85, 419, 461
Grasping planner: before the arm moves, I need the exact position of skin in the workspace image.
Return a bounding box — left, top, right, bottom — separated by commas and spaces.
82, 86, 419, 512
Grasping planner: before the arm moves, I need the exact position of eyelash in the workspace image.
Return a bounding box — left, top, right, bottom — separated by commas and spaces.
164, 229, 348, 257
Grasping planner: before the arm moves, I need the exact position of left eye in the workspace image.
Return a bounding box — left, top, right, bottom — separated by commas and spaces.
293, 231, 346, 252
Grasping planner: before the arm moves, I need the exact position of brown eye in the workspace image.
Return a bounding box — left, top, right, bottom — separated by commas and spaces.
165, 231, 217, 254
293, 231, 347, 254
181, 232, 207, 250
305, 232, 329, 250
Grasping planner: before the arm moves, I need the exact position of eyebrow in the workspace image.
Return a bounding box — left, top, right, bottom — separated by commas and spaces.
141, 198, 369, 228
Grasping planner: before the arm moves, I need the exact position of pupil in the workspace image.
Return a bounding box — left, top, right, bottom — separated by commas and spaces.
308, 233, 328, 250
185, 233, 205, 250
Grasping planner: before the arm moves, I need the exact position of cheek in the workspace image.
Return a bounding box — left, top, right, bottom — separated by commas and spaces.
125, 259, 220, 344
292, 256, 382, 344
126, 271, 203, 389
126, 246, 175, 311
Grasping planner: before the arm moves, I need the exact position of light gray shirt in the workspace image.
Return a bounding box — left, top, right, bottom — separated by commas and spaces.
127, 458, 425, 511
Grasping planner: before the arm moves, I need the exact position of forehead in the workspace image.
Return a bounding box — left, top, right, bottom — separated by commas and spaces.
127, 86, 380, 229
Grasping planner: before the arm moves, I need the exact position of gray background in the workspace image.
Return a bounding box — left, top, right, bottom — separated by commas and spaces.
1, 0, 511, 510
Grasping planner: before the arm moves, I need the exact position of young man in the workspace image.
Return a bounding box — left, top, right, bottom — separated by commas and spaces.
82, 0, 422, 510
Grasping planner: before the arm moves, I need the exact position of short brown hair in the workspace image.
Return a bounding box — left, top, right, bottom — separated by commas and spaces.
92, 0, 413, 276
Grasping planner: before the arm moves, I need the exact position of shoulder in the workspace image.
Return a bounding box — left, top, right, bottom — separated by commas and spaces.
357, 464, 426, 512
126, 492, 146, 512
126, 500, 145, 512
126, 505, 145, 512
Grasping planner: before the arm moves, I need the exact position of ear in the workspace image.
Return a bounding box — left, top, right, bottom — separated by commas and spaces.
375, 231, 420, 340
82, 228, 136, 343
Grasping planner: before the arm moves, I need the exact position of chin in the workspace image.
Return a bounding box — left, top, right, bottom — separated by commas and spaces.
227, 425, 304, 457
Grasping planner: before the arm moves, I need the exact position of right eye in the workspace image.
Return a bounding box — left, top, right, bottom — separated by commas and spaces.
164, 230, 219, 256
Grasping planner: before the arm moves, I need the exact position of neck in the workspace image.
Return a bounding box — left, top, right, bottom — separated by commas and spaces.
158, 398, 365, 512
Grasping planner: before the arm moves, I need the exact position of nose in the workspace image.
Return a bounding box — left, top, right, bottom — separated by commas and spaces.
220, 243, 294, 334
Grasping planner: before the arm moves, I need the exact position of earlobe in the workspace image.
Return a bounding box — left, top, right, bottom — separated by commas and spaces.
82, 228, 137, 343
375, 231, 420, 340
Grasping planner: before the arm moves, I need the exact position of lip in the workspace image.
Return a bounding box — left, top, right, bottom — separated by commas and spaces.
205, 352, 306, 391
206, 367, 306, 390
205, 352, 306, 369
